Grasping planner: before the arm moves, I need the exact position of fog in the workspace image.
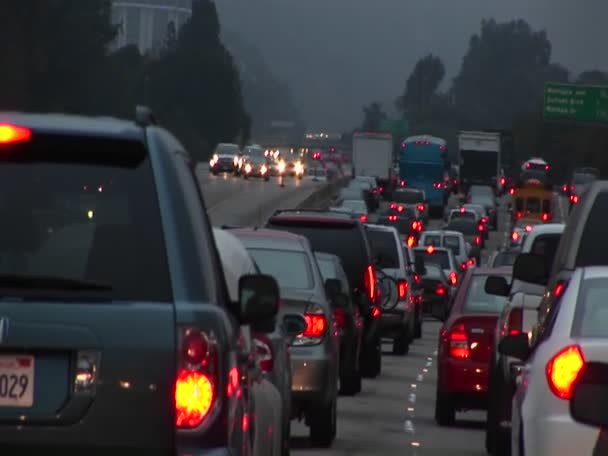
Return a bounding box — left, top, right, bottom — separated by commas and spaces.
216, 0, 608, 131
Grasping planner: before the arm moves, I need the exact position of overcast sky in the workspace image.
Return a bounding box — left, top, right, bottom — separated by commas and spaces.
216, 0, 608, 131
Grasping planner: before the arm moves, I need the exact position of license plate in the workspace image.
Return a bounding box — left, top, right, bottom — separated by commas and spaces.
0, 355, 34, 407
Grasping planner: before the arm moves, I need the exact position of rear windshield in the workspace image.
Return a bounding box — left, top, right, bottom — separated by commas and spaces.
0, 134, 172, 302
393, 191, 424, 203
444, 236, 461, 255
492, 251, 518, 267
415, 250, 450, 270
367, 229, 399, 268
471, 196, 493, 207
423, 235, 441, 247
266, 222, 369, 288
451, 211, 476, 221
573, 173, 596, 185
248, 248, 313, 290
315, 255, 337, 280
515, 198, 524, 212
542, 199, 551, 213
573, 278, 608, 337
464, 275, 511, 313
526, 198, 541, 212
216, 143, 239, 154
446, 220, 478, 235
529, 233, 562, 273
423, 264, 444, 280
341, 200, 367, 213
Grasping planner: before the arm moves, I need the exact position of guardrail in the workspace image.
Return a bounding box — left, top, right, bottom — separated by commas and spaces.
296, 175, 350, 209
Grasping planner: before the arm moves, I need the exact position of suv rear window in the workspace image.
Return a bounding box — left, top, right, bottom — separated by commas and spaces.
577, 191, 608, 266
0, 134, 172, 302
266, 220, 370, 289
526, 197, 540, 212
366, 229, 399, 268
415, 250, 450, 270
248, 248, 313, 290
444, 236, 461, 255
393, 191, 423, 203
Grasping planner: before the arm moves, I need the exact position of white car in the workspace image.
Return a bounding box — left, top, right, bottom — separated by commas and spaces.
418, 230, 472, 273
447, 207, 478, 225
412, 245, 460, 293
503, 266, 608, 456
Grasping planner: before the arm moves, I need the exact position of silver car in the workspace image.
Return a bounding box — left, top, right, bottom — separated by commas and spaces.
231, 228, 340, 448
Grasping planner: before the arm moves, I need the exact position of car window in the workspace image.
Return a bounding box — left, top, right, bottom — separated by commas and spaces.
444, 236, 461, 255
515, 198, 524, 212
423, 264, 445, 280
577, 191, 608, 267
492, 252, 518, 267
526, 197, 541, 212
423, 235, 441, 246
542, 199, 551, 213
341, 200, 367, 213
573, 173, 596, 185
572, 278, 608, 338
216, 143, 239, 154
463, 275, 511, 313
393, 191, 424, 204
0, 135, 172, 302
446, 220, 477, 235
247, 248, 314, 290
451, 211, 476, 221
415, 250, 450, 270
530, 233, 562, 272
315, 255, 337, 280
367, 229, 399, 268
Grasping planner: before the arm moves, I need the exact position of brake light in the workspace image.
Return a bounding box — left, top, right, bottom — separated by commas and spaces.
417, 204, 425, 212
436, 284, 446, 295
460, 207, 465, 213
506, 307, 523, 336
413, 273, 421, 284
175, 328, 218, 429
365, 265, 377, 302
554, 280, 567, 298
448, 323, 469, 359
570, 194, 579, 204
303, 313, 326, 338
478, 223, 485, 232
545, 165, 550, 171
400, 180, 406, 187
388, 215, 397, 222
481, 217, 488, 224
449, 271, 458, 286
360, 214, 368, 222
511, 231, 520, 241
406, 235, 416, 247
398, 280, 408, 299
397, 205, 404, 212
500, 177, 506, 185
562, 185, 568, 193
411, 220, 420, 231
390, 202, 397, 209
333, 307, 347, 329
525, 225, 533, 232
460, 262, 468, 271
546, 345, 584, 400
475, 236, 482, 245
542, 213, 549, 222
509, 188, 515, 195
372, 306, 381, 318
254, 335, 274, 372
0, 124, 31, 144
379, 186, 384, 193
426, 245, 435, 254
467, 258, 476, 267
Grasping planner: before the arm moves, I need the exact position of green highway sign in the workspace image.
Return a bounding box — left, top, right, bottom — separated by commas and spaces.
543, 82, 608, 123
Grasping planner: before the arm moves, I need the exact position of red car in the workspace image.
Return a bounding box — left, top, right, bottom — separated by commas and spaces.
435, 266, 512, 426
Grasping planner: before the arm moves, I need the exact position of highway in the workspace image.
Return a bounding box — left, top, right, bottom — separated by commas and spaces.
200, 169, 564, 456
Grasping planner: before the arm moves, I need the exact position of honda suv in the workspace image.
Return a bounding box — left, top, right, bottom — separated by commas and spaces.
0, 109, 279, 455
267, 209, 383, 378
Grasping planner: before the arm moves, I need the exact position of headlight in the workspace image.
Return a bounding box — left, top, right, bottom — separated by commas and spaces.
212, 154, 219, 162
261, 165, 268, 174
278, 160, 286, 173
245, 163, 252, 173
233, 156, 239, 166
294, 161, 304, 174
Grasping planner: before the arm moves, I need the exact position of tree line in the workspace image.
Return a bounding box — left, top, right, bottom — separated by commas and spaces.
0, 0, 296, 162
362, 19, 608, 180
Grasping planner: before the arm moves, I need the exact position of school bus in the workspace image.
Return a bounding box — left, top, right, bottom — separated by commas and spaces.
511, 184, 553, 223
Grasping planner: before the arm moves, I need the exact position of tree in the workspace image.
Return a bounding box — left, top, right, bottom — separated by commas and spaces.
576, 70, 608, 86
451, 19, 559, 129
396, 54, 445, 114
361, 102, 387, 131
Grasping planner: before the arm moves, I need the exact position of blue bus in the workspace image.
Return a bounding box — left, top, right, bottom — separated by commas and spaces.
399, 135, 448, 217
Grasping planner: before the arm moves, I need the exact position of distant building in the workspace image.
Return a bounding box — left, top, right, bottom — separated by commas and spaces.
111, 0, 194, 54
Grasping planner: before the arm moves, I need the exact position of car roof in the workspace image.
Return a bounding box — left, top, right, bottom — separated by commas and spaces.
471, 266, 512, 275
414, 246, 450, 253
525, 223, 565, 235
365, 223, 398, 234
314, 251, 340, 261
230, 228, 310, 252
269, 210, 357, 225
0, 111, 143, 140
422, 230, 464, 238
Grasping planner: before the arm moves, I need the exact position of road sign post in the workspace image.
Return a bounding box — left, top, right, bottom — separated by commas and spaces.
543, 82, 608, 124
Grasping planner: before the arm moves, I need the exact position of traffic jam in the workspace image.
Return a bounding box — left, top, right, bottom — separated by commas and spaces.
0, 115, 605, 456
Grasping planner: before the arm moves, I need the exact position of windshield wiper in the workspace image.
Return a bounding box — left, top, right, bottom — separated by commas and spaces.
0, 275, 113, 291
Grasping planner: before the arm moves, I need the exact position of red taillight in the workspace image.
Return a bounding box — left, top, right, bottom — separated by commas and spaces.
509, 188, 515, 195
500, 177, 506, 185
400, 180, 405, 187
254, 335, 274, 372
379, 186, 384, 192
372, 306, 381, 318
542, 213, 549, 222
406, 235, 416, 247
436, 284, 446, 296
460, 262, 468, 272
417, 204, 425, 212
413, 273, 421, 284
397, 205, 404, 212
525, 225, 533, 232
475, 235, 482, 245
0, 124, 31, 144
460, 207, 465, 213
333, 307, 347, 329
390, 202, 397, 209
570, 194, 579, 204
546, 345, 584, 400
176, 328, 217, 429
506, 307, 523, 336
467, 258, 476, 267
388, 215, 397, 222
448, 323, 469, 359
303, 314, 327, 338
562, 185, 568, 193
478, 223, 485, 232
545, 165, 550, 171
398, 280, 408, 299
511, 231, 520, 241
449, 271, 458, 286
360, 214, 368, 222
365, 265, 376, 302
426, 244, 435, 254
554, 280, 567, 298
481, 217, 488, 224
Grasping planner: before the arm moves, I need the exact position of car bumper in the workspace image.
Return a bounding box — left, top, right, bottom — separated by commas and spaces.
290, 349, 334, 403
178, 448, 234, 456
211, 164, 235, 172
379, 307, 411, 337
439, 357, 489, 395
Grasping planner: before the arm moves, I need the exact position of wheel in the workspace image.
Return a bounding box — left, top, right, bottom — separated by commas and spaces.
243, 175, 249, 180
361, 339, 381, 378
414, 315, 422, 339
392, 330, 410, 355
309, 399, 337, 447
339, 360, 361, 396
282, 416, 291, 456
211, 171, 218, 176
264, 176, 270, 181
435, 391, 455, 426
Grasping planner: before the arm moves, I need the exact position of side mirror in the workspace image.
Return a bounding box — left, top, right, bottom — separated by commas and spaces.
570, 362, 608, 428
332, 292, 349, 309
485, 275, 510, 297
324, 278, 342, 300
513, 253, 548, 286
498, 333, 530, 360
238, 274, 280, 324
283, 314, 307, 337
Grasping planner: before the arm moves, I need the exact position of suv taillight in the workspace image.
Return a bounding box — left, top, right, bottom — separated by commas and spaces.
449, 271, 458, 286
176, 328, 218, 429
293, 304, 327, 346
398, 280, 408, 299
254, 334, 274, 372
448, 323, 469, 359
364, 265, 377, 303
506, 307, 523, 336
546, 345, 584, 400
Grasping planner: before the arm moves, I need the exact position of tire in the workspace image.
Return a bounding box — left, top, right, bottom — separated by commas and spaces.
211, 171, 218, 176
309, 399, 337, 448
392, 330, 410, 355
414, 314, 422, 339
244, 175, 249, 180
264, 176, 270, 182
339, 361, 361, 396
435, 391, 456, 426
282, 418, 291, 456
361, 339, 381, 378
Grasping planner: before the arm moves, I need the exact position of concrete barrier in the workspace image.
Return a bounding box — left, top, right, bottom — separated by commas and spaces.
296, 175, 350, 209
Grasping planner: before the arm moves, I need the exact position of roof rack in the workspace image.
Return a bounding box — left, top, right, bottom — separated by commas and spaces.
135, 105, 157, 127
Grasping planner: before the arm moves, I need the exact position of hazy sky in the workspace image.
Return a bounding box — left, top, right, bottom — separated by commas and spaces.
216, 0, 608, 131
